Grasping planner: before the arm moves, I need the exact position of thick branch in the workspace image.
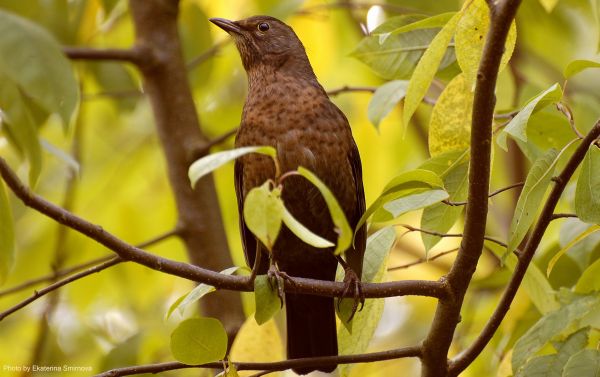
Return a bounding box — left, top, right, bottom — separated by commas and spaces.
0, 157, 447, 300
420, 1, 523, 376
449, 119, 600, 375
95, 345, 422, 377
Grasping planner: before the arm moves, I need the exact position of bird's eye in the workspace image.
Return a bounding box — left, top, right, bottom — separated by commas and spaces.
257, 22, 270, 32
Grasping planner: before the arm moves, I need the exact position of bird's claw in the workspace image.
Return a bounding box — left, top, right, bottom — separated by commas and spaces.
267, 264, 294, 308
338, 267, 365, 322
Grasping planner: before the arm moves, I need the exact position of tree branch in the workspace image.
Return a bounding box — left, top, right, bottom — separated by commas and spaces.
94, 345, 422, 377
0, 157, 447, 300
186, 39, 230, 70
0, 257, 123, 321
388, 248, 459, 271
63, 46, 145, 63
396, 224, 509, 250
443, 181, 524, 206
449, 119, 600, 376
420, 1, 523, 375
550, 213, 578, 221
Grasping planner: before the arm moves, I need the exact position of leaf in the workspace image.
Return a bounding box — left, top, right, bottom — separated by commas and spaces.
576, 253, 600, 293
0, 180, 15, 285
357, 169, 445, 230
297, 167, 352, 255
189, 146, 276, 187
230, 316, 283, 376
497, 84, 563, 151
170, 317, 228, 365
0, 9, 78, 125
455, 0, 517, 87
538, 0, 560, 12
428, 73, 473, 156
376, 189, 449, 221
547, 225, 600, 277
281, 205, 334, 248
41, 139, 80, 175
254, 275, 281, 325
506, 148, 559, 257
367, 80, 408, 129
575, 146, 600, 224
403, 11, 461, 129
167, 267, 242, 319
0, 73, 42, 185
352, 15, 456, 80
420, 159, 469, 252
563, 59, 600, 78
512, 294, 600, 373
515, 355, 559, 377
243, 183, 283, 251
563, 349, 600, 377
338, 227, 395, 377
376, 12, 457, 43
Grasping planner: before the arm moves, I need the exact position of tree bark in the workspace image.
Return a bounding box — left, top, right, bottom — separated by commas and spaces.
128, 0, 244, 334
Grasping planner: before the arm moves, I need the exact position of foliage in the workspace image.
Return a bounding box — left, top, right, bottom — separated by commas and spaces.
0, 0, 599, 376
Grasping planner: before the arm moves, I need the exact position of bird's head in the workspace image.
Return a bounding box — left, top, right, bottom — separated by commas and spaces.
210, 15, 314, 77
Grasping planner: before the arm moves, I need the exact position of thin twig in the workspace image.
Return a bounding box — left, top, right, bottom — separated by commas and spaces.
94, 345, 422, 377
0, 257, 123, 321
186, 39, 230, 70
82, 89, 143, 100
0, 157, 447, 300
327, 86, 376, 96
443, 182, 524, 206
388, 248, 459, 271
550, 213, 578, 221
396, 224, 508, 249
450, 119, 600, 375
190, 128, 238, 160
296, 2, 422, 16
63, 46, 144, 63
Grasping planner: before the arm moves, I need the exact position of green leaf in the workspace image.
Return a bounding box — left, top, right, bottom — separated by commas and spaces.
512, 294, 600, 373
563, 59, 600, 78
0, 180, 15, 285
0, 72, 42, 185
420, 160, 469, 252
167, 267, 242, 319
281, 205, 334, 248
297, 167, 352, 255
506, 148, 559, 257
403, 11, 461, 129
338, 227, 395, 377
547, 225, 600, 277
243, 183, 283, 251
497, 84, 563, 151
563, 349, 600, 377
376, 12, 457, 43
254, 275, 281, 325
0, 9, 78, 125
455, 0, 517, 87
357, 169, 445, 230
189, 146, 276, 187
576, 252, 600, 293
575, 146, 600, 224
170, 317, 228, 365
515, 355, 558, 377
487, 240, 558, 314
367, 80, 408, 129
376, 189, 449, 221
428, 73, 473, 156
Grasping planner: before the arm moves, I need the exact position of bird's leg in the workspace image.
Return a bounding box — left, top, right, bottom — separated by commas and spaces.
267, 256, 294, 307
336, 255, 365, 322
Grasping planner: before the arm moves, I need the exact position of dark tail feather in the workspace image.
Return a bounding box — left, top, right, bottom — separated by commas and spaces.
285, 293, 338, 374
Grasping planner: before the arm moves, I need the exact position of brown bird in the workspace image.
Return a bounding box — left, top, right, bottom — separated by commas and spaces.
210, 15, 366, 374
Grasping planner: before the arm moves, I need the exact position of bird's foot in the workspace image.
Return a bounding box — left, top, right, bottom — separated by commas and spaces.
336, 257, 365, 322
267, 263, 294, 307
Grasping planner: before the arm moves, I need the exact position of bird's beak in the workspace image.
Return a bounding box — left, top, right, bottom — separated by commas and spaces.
209, 18, 242, 35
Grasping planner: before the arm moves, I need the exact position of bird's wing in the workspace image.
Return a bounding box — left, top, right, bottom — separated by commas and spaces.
347, 140, 367, 278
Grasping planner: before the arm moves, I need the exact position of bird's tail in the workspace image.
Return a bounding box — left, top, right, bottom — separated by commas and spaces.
285, 292, 338, 374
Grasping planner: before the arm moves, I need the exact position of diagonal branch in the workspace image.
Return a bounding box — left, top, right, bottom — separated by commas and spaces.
94, 345, 422, 377
63, 46, 146, 63
0, 157, 447, 300
449, 119, 600, 375
420, 1, 523, 375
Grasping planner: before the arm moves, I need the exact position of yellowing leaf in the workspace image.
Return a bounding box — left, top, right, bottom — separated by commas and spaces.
281, 205, 334, 248
230, 316, 283, 377
574, 146, 600, 224
170, 317, 228, 365
563, 59, 600, 78
0, 180, 15, 284
403, 11, 461, 130
455, 0, 517, 87
538, 0, 560, 12
243, 183, 283, 251
547, 225, 600, 277
428, 73, 473, 156
297, 167, 352, 255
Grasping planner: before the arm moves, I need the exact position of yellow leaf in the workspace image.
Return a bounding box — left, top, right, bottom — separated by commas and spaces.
230, 316, 284, 377
428, 73, 473, 156
455, 0, 517, 87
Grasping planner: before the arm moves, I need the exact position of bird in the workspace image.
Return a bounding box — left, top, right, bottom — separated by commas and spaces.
210, 15, 366, 374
